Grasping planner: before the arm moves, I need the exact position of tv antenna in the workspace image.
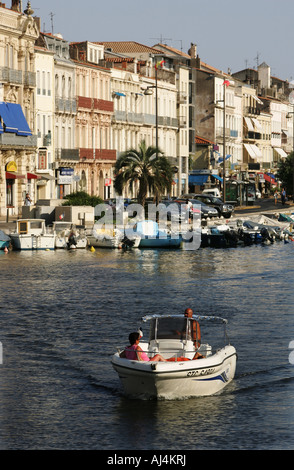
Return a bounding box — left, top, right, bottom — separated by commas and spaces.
150, 35, 172, 45
254, 52, 261, 69
49, 12, 55, 35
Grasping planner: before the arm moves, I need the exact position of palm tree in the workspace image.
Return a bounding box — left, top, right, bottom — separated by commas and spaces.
114, 140, 174, 207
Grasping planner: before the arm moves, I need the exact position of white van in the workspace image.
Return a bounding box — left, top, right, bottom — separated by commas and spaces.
202, 188, 221, 198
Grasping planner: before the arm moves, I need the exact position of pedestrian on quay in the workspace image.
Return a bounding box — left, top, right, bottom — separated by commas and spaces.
24, 193, 32, 206
281, 188, 286, 205
274, 190, 279, 205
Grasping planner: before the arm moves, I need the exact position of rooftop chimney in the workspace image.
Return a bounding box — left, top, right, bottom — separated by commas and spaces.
11, 0, 21, 11
188, 43, 197, 59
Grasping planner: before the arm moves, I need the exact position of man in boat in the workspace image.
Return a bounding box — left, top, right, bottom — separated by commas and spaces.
184, 308, 201, 348
184, 308, 204, 359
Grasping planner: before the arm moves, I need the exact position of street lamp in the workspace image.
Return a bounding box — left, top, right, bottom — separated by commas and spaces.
144, 70, 158, 159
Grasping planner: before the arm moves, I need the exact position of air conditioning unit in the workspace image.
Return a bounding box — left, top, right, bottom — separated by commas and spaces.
51, 162, 59, 170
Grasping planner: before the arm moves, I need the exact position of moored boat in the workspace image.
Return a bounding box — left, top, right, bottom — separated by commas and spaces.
112, 314, 237, 400
87, 226, 141, 249
135, 220, 182, 248
10, 219, 55, 251
0, 230, 11, 250
53, 222, 87, 249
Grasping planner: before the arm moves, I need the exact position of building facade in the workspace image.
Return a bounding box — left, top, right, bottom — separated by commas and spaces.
0, 1, 39, 218
69, 41, 116, 200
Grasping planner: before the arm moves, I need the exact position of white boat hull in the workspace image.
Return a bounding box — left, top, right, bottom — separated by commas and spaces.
55, 237, 87, 249
10, 234, 55, 251
112, 345, 237, 400
87, 235, 141, 249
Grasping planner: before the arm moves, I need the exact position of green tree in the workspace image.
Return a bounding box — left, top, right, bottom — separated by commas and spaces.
114, 140, 174, 207
61, 191, 103, 207
276, 152, 294, 196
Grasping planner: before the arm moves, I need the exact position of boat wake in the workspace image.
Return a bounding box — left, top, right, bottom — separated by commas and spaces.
228, 364, 294, 395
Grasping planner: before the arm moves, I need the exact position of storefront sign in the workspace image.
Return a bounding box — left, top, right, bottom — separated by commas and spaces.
38, 150, 47, 170
6, 161, 17, 172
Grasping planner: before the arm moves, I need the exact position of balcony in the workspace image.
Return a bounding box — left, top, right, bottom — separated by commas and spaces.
55, 148, 80, 161
245, 106, 261, 116
0, 133, 37, 148
79, 148, 116, 161
55, 98, 77, 114
177, 92, 187, 104
0, 66, 23, 85
77, 96, 114, 113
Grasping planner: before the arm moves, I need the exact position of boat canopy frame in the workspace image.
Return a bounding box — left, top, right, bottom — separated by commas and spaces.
141, 314, 230, 348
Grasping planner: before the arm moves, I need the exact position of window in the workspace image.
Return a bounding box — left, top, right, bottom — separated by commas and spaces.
47, 72, 51, 96
37, 71, 41, 95
42, 71, 46, 95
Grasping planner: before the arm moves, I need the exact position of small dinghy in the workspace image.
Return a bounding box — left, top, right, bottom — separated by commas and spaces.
112, 314, 237, 400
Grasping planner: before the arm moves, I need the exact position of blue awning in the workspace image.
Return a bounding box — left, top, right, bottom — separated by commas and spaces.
0, 102, 18, 133
0, 102, 32, 136
218, 154, 231, 163
0, 119, 3, 134
189, 175, 209, 185
7, 103, 32, 136
211, 174, 223, 183
114, 92, 126, 97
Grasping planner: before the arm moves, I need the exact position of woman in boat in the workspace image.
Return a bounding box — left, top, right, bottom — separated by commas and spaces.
120, 332, 167, 362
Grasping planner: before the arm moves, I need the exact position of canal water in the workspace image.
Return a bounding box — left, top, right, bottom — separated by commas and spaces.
0, 241, 294, 451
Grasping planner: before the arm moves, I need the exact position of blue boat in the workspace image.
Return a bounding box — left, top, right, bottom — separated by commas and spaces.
0, 230, 11, 250
134, 220, 181, 248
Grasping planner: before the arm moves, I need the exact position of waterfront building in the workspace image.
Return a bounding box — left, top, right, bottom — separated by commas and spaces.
233, 63, 291, 170
0, 1, 39, 218
97, 41, 187, 196
36, 31, 77, 200
34, 39, 55, 200
69, 41, 115, 199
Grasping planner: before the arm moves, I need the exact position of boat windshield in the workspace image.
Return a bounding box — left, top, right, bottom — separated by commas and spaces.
149, 317, 190, 342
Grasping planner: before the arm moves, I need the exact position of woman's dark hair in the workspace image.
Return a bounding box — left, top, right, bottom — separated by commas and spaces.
129, 332, 140, 345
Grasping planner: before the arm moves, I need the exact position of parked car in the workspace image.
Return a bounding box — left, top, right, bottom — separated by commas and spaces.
174, 198, 219, 220
191, 194, 234, 218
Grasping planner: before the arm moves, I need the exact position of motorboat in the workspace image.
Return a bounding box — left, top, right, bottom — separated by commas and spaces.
87, 226, 141, 249
134, 220, 182, 248
0, 230, 11, 250
10, 219, 55, 251
201, 225, 239, 248
53, 222, 87, 249
111, 314, 237, 400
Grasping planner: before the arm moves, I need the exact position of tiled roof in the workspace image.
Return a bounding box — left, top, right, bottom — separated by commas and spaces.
153, 43, 191, 59
95, 41, 162, 54
195, 136, 215, 145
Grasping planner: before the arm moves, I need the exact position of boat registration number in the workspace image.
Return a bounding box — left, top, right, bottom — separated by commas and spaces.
187, 368, 215, 377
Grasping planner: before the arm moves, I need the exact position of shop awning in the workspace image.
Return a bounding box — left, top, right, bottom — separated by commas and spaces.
211, 174, 223, 183
244, 117, 255, 132
244, 143, 262, 159
189, 174, 209, 185
0, 102, 18, 133
0, 102, 32, 136
6, 171, 25, 179
263, 173, 277, 185
252, 118, 262, 131
274, 148, 288, 158
27, 172, 41, 180
218, 154, 231, 163
113, 92, 126, 97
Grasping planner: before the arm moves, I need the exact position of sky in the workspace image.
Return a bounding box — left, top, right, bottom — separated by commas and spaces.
32, 0, 294, 81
